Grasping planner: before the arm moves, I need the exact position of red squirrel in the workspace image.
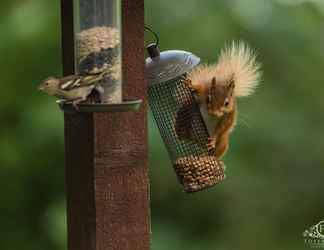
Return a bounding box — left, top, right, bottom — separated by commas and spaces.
185, 41, 261, 159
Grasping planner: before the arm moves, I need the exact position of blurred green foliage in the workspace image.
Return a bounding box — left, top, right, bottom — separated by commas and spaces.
0, 0, 323, 249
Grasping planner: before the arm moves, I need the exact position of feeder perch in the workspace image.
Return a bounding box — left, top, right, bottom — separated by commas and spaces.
146, 45, 226, 193
58, 99, 143, 113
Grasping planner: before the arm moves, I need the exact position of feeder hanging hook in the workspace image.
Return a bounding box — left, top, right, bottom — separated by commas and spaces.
145, 26, 160, 58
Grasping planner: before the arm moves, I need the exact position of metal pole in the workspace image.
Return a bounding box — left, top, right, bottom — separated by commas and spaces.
61, 1, 149, 250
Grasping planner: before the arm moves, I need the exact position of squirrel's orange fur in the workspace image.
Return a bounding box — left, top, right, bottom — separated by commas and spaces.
186, 41, 261, 158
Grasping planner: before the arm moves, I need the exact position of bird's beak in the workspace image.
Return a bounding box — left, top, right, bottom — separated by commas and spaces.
38, 85, 44, 91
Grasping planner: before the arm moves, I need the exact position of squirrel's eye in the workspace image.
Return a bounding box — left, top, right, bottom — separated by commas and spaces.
224, 99, 229, 107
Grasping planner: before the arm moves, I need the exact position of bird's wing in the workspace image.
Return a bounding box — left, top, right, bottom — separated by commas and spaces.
81, 74, 105, 85
59, 75, 81, 90
59, 74, 102, 91
59, 70, 109, 91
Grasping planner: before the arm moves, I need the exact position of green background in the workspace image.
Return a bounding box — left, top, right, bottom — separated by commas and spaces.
0, 0, 323, 249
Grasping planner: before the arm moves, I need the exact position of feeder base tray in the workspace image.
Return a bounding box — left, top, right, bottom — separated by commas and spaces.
58, 99, 142, 113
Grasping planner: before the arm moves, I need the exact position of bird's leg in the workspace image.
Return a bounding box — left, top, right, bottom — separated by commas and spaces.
72, 98, 84, 110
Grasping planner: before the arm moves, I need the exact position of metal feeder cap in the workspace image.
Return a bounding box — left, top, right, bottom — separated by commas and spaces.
146, 50, 200, 85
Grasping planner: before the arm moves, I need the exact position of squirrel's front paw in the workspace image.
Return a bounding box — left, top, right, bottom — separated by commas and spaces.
207, 137, 216, 152
183, 78, 196, 93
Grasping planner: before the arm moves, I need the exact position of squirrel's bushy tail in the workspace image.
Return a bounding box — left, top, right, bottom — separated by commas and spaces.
216, 41, 261, 97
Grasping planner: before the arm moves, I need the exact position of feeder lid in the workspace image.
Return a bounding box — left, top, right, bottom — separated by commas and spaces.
146, 50, 200, 85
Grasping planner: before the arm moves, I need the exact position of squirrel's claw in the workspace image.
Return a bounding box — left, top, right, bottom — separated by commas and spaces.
207, 137, 216, 152
183, 78, 197, 93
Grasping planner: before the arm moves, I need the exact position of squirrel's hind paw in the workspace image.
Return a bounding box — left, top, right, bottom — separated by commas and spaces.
207, 137, 216, 152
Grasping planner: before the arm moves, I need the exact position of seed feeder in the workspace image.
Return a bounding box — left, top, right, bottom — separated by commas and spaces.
74, 0, 123, 104
146, 32, 225, 193
59, 0, 142, 113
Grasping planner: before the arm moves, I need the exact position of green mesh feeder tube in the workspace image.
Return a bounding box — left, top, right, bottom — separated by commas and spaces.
146, 45, 225, 193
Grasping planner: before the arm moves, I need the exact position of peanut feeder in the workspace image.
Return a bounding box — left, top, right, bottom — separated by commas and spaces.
146, 44, 226, 193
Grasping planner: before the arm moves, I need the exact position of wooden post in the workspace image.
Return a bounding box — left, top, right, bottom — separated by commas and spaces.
60, 1, 149, 250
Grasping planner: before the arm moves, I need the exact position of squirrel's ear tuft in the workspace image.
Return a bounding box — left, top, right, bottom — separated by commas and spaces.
227, 75, 235, 90
211, 77, 217, 87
